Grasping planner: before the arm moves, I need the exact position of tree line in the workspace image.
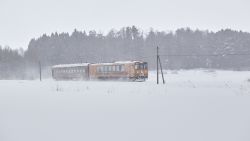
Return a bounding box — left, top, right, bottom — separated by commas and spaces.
1, 26, 250, 79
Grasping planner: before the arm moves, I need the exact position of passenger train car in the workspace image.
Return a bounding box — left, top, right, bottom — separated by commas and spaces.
52, 61, 148, 81
52, 63, 89, 80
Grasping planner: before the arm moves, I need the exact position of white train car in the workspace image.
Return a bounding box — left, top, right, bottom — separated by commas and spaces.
52, 63, 89, 80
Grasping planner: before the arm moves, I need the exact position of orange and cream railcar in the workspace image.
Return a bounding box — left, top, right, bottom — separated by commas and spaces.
89, 61, 148, 81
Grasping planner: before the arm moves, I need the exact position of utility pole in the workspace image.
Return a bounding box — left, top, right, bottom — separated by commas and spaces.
158, 56, 165, 84
156, 46, 165, 84
39, 61, 42, 81
157, 46, 159, 84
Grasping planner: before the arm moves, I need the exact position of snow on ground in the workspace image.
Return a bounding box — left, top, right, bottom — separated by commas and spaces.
0, 70, 250, 141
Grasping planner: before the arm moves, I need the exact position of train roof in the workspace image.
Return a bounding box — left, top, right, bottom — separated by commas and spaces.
114, 61, 144, 64
52, 61, 147, 68
52, 63, 89, 69
91, 61, 145, 66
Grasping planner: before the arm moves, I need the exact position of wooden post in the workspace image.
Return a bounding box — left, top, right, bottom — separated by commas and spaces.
39, 61, 42, 81
158, 56, 165, 84
157, 46, 159, 84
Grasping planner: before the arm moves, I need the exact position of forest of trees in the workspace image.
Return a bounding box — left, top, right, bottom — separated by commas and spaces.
1, 26, 250, 79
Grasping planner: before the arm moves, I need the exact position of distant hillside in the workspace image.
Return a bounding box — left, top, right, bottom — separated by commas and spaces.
25, 27, 250, 70
1, 26, 250, 79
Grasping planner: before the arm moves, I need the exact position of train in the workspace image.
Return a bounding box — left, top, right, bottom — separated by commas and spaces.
51, 61, 148, 81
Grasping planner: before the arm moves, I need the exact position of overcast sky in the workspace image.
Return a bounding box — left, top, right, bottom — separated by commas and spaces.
0, 0, 250, 49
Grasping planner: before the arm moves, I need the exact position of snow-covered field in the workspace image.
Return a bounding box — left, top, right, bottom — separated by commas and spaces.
1, 70, 250, 141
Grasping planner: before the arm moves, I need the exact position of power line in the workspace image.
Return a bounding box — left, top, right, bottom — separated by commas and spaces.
159, 53, 250, 57
134, 53, 250, 60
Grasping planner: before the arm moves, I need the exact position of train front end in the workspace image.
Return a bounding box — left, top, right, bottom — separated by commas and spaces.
134, 62, 148, 81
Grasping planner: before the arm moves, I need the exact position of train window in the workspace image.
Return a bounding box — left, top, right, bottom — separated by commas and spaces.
112, 66, 115, 72
115, 65, 118, 71
104, 66, 107, 72
100, 66, 103, 72
119, 65, 123, 71
144, 63, 148, 69
106, 66, 108, 72
135, 64, 139, 70
140, 64, 144, 69
118, 65, 121, 71
121, 65, 125, 71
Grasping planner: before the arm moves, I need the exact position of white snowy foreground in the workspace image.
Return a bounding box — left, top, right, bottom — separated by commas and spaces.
0, 70, 250, 141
